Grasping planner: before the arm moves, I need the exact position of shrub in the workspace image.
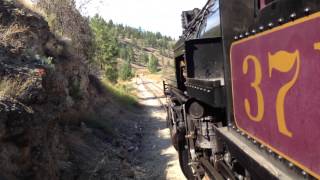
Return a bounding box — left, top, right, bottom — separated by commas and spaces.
119, 62, 133, 80
141, 53, 149, 65
101, 79, 137, 107
148, 55, 158, 73
105, 63, 118, 83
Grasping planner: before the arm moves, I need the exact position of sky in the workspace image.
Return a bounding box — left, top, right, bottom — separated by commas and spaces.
76, 0, 208, 39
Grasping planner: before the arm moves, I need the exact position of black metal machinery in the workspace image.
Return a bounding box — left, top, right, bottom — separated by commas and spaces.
164, 0, 320, 179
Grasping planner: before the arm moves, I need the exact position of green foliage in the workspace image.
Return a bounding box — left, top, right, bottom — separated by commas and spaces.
118, 44, 136, 65
119, 47, 127, 60
105, 62, 118, 83
126, 46, 134, 62
148, 55, 158, 73
90, 14, 119, 83
102, 79, 138, 106
103, 20, 174, 51
88, 14, 174, 80
141, 53, 149, 64
119, 62, 133, 80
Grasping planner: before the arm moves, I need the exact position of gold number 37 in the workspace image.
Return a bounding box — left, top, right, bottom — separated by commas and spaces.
242, 50, 301, 138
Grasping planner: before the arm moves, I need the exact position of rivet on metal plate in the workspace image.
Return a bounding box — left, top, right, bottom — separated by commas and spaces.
288, 163, 294, 168
268, 22, 274, 28
304, 7, 311, 14
259, 26, 264, 31
290, 13, 297, 20
278, 17, 284, 24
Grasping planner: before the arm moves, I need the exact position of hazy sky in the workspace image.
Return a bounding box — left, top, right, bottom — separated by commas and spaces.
76, 0, 207, 39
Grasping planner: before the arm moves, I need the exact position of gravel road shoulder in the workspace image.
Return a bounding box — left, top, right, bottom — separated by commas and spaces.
133, 77, 186, 180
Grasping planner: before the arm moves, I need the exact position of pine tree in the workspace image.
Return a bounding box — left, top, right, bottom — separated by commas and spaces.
148, 55, 158, 73
90, 14, 119, 83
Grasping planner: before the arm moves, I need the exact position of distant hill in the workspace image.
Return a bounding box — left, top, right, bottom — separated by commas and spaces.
90, 14, 175, 82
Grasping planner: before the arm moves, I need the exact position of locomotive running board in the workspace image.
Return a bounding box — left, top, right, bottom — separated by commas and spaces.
216, 127, 304, 180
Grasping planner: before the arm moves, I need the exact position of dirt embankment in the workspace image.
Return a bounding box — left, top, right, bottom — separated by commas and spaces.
0, 1, 142, 180
0, 1, 185, 180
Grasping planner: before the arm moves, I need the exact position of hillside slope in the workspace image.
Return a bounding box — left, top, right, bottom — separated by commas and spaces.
0, 1, 142, 179
89, 15, 175, 82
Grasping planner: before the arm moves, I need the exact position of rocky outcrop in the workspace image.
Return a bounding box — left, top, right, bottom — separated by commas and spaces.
0, 1, 147, 179
0, 1, 96, 179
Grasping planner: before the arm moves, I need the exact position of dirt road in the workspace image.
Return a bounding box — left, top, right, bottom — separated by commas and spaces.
134, 77, 186, 180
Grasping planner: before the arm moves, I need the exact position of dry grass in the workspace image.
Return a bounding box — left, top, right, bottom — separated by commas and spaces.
17, 0, 33, 8
101, 79, 138, 107
0, 24, 29, 39
0, 76, 37, 101
16, 0, 46, 17
0, 23, 29, 50
0, 79, 17, 98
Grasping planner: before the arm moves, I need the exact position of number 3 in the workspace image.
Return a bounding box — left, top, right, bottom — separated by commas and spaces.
242, 55, 265, 122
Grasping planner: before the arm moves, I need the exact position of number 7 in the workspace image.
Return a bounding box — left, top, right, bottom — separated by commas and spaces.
268, 50, 301, 138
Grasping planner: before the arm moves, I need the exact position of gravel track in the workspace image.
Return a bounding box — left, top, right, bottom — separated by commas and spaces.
134, 76, 186, 180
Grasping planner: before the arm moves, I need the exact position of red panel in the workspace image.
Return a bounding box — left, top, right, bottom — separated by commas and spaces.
230, 12, 320, 178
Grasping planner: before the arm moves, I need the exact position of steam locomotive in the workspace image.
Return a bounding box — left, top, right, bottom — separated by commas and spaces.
163, 0, 320, 179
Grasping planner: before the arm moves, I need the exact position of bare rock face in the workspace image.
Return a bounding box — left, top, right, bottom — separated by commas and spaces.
0, 1, 95, 179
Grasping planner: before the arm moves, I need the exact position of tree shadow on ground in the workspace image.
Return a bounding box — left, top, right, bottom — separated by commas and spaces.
132, 83, 185, 180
